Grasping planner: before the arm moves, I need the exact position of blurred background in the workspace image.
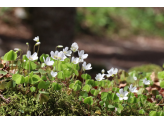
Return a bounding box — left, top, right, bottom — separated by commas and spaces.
1, 7, 164, 74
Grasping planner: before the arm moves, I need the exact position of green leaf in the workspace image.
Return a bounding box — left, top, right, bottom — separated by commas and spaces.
138, 109, 145, 115
22, 55, 28, 61
24, 61, 37, 70
90, 89, 100, 96
40, 54, 49, 63
108, 105, 115, 109
137, 88, 144, 95
38, 69, 47, 74
63, 69, 71, 78
31, 74, 41, 84
0, 81, 12, 90
82, 84, 91, 92
112, 93, 119, 102
157, 111, 164, 116
3, 50, 17, 61
75, 80, 82, 86
85, 79, 95, 86
73, 83, 81, 91
30, 86, 36, 92
128, 96, 136, 103
99, 81, 105, 87
38, 81, 50, 89
41, 75, 47, 81
73, 69, 79, 76
83, 96, 93, 105
57, 71, 64, 79
112, 87, 119, 92
12, 74, 25, 84
52, 82, 62, 90
149, 111, 157, 116
0, 70, 7, 75
158, 71, 164, 80
80, 91, 88, 98
24, 76, 29, 83
41, 63, 46, 68
160, 81, 164, 88
124, 86, 129, 91
81, 73, 91, 80
69, 83, 74, 89
101, 92, 111, 102
99, 101, 104, 106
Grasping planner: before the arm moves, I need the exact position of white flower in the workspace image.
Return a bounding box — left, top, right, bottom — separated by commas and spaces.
14, 48, 20, 51
51, 71, 58, 77
43, 57, 54, 66
78, 50, 88, 62
33, 36, 39, 42
57, 45, 63, 48
35, 42, 41, 45
113, 68, 118, 74
24, 60, 26, 62
143, 78, 150, 85
63, 47, 72, 56
133, 76, 137, 81
101, 69, 105, 74
71, 42, 78, 52
56, 51, 67, 61
82, 62, 92, 71
71, 57, 79, 64
116, 89, 128, 100
106, 67, 118, 77
95, 73, 105, 81
26, 50, 38, 61
129, 84, 138, 93
50, 51, 59, 60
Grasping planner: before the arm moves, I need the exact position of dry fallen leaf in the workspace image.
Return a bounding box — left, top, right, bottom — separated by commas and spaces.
95, 110, 101, 115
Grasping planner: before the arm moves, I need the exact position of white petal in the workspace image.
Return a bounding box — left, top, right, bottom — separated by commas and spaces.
31, 52, 37, 58
119, 89, 124, 94
46, 61, 54, 66
27, 50, 31, 58
43, 57, 46, 62
119, 97, 123, 100
123, 97, 128, 100
116, 93, 120, 97
51, 71, 57, 77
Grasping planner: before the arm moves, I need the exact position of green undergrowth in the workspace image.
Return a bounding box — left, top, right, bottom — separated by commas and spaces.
128, 64, 162, 73
1, 38, 164, 116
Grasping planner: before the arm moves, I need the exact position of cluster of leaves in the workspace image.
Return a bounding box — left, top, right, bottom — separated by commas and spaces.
1, 41, 164, 116
76, 7, 164, 38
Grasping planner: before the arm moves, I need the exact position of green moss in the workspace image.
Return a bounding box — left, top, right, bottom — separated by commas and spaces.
128, 64, 162, 73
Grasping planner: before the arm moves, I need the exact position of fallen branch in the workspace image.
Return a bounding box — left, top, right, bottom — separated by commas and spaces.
0, 94, 10, 104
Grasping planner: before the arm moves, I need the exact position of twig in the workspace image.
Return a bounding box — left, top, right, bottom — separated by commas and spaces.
39, 108, 47, 116
0, 94, 10, 104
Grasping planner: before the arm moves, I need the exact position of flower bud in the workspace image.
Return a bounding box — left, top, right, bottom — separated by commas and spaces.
57, 45, 63, 48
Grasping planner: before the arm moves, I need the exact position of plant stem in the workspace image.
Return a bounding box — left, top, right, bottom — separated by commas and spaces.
37, 45, 40, 55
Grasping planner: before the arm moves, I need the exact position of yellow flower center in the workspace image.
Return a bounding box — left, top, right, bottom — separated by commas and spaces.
58, 57, 62, 60
29, 57, 33, 60
120, 94, 124, 98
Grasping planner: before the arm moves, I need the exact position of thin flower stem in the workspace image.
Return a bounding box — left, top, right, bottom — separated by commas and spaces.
37, 45, 40, 55
26, 44, 29, 52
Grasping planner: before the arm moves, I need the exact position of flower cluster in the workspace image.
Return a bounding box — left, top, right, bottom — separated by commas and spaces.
116, 84, 138, 100
25, 37, 92, 78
